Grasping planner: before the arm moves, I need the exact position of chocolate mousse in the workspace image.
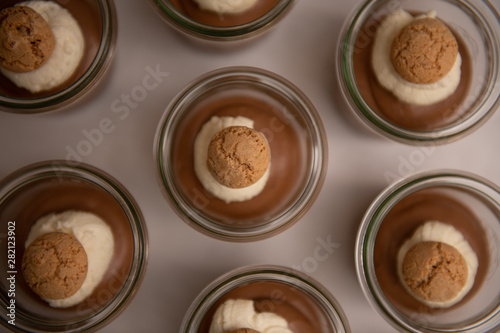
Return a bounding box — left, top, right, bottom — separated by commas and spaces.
168, 0, 280, 27
197, 280, 326, 332
374, 188, 489, 313
0, 174, 134, 321
353, 12, 472, 130
0, 0, 102, 98
171, 93, 306, 225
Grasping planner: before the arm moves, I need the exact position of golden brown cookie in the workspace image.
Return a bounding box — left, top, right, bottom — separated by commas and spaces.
402, 241, 468, 303
0, 5, 55, 72
207, 126, 270, 189
22, 232, 88, 300
390, 17, 459, 84
224, 329, 260, 333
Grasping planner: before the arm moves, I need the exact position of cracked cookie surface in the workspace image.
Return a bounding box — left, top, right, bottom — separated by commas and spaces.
0, 5, 55, 73
207, 126, 270, 189
390, 17, 458, 84
402, 241, 468, 303
22, 231, 88, 300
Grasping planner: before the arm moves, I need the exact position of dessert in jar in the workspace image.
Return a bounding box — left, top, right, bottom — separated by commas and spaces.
374, 189, 489, 312
338, 0, 500, 144
171, 91, 302, 223
1, 178, 132, 315
0, 1, 84, 94
354, 9, 472, 131
180, 265, 351, 332
156, 67, 327, 241
0, 161, 148, 332
0, 0, 116, 113
356, 170, 500, 332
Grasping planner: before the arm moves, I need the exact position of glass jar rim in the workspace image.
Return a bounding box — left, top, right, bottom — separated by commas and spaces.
155, 66, 328, 242
0, 160, 149, 332
149, 0, 295, 40
0, 0, 118, 114
180, 264, 352, 332
356, 169, 500, 332
337, 0, 500, 144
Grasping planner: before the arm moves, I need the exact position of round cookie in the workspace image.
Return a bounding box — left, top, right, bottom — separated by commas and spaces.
0, 5, 55, 73
22, 232, 88, 300
390, 17, 459, 84
402, 241, 468, 303
207, 126, 270, 189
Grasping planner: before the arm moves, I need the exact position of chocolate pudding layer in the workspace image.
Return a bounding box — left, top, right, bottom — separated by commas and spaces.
197, 280, 326, 333
169, 0, 280, 27
374, 187, 489, 314
353, 14, 472, 131
0, 174, 134, 322
170, 91, 308, 226
0, 0, 102, 98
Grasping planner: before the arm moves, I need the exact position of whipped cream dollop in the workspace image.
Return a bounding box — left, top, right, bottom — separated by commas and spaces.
397, 221, 478, 308
194, 116, 270, 203
372, 9, 461, 105
25, 210, 114, 308
0, 1, 84, 93
194, 0, 259, 15
209, 299, 292, 333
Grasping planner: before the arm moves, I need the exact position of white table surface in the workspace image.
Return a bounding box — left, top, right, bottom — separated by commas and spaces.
1, 0, 499, 332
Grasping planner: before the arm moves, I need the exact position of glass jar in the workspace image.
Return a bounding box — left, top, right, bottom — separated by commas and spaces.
0, 160, 148, 332
337, 0, 500, 144
155, 66, 328, 242
0, 0, 117, 113
180, 264, 351, 332
356, 170, 500, 332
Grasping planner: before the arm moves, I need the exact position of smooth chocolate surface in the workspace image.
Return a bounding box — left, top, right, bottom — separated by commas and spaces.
0, 175, 134, 322
0, 0, 102, 98
353, 14, 472, 131
374, 188, 489, 314
171, 91, 308, 226
197, 280, 327, 333
169, 0, 279, 27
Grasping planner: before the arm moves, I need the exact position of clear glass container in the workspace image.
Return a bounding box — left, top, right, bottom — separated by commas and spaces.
0, 0, 117, 113
180, 264, 351, 332
356, 170, 500, 332
0, 160, 149, 332
337, 0, 500, 144
149, 0, 295, 42
155, 66, 328, 242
